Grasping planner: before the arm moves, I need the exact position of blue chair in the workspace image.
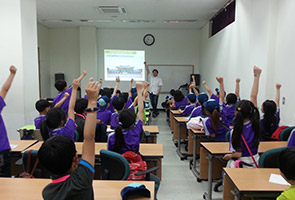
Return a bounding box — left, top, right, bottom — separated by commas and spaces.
259, 147, 287, 168
280, 126, 295, 141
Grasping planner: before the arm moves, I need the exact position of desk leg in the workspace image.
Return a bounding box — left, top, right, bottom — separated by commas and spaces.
223, 172, 235, 200
203, 154, 213, 200
176, 123, 187, 160
191, 134, 200, 178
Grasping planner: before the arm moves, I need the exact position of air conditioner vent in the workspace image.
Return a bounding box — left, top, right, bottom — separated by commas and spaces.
95, 6, 127, 14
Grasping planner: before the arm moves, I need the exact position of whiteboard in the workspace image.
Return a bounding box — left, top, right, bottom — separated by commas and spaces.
147, 64, 194, 109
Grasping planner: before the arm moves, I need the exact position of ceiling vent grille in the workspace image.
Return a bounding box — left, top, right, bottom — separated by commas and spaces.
95, 6, 127, 14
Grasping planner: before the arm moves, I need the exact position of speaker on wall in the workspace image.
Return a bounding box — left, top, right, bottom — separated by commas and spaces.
190, 74, 200, 86
55, 73, 65, 82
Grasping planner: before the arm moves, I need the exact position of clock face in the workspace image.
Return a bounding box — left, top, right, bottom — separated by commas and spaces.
143, 34, 155, 46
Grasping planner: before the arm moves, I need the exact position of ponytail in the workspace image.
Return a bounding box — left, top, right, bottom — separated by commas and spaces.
114, 125, 125, 154
211, 109, 220, 132
251, 106, 261, 147
232, 110, 244, 150
40, 120, 49, 141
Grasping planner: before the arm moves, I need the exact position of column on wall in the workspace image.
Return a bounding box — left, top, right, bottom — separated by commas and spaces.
0, 0, 39, 139
79, 27, 98, 94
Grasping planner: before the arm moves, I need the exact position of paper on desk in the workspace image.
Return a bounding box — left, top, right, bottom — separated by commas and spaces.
10, 144, 18, 149
269, 173, 291, 186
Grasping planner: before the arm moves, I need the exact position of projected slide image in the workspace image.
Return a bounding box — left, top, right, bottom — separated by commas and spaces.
104, 49, 145, 81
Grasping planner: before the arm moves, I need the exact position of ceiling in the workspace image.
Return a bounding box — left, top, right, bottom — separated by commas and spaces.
37, 0, 230, 30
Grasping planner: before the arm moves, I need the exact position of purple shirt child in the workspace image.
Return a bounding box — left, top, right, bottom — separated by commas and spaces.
49, 118, 76, 142
203, 113, 229, 142
97, 110, 112, 125
125, 96, 132, 109
107, 120, 143, 153
220, 102, 236, 126
189, 106, 203, 119
110, 106, 135, 130
34, 115, 46, 129
107, 95, 116, 113
260, 108, 280, 138
53, 87, 72, 115
174, 96, 189, 110
287, 129, 295, 147
0, 97, 10, 152
210, 94, 219, 103
182, 104, 196, 116
229, 121, 258, 156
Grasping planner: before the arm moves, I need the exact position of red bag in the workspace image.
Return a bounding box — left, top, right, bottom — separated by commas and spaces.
122, 151, 147, 181
271, 126, 288, 141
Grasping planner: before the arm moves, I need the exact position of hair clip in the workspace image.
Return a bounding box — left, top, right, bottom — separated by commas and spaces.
119, 122, 123, 126
237, 107, 241, 111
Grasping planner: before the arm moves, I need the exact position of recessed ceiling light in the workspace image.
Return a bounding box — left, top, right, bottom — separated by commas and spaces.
121, 19, 156, 23
39, 19, 72, 23
163, 20, 198, 24
80, 19, 114, 23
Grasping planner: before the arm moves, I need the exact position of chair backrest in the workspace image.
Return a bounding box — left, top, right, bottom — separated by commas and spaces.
259, 147, 287, 168
280, 126, 295, 141
100, 149, 130, 180
22, 150, 53, 178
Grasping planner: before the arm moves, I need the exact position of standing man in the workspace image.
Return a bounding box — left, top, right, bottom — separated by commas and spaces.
145, 61, 163, 118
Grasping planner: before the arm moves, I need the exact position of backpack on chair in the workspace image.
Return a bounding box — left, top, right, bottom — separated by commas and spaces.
122, 151, 147, 181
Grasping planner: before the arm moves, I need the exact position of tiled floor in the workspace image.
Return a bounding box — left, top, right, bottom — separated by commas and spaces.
151, 111, 222, 200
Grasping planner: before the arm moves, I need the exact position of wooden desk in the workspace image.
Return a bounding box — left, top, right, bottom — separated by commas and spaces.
9, 140, 38, 153
201, 141, 287, 200
169, 109, 182, 133
174, 116, 189, 160
28, 142, 164, 179
223, 168, 288, 200
0, 178, 154, 200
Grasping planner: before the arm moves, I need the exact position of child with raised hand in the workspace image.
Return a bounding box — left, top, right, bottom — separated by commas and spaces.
38, 78, 99, 200
125, 78, 134, 108
189, 92, 208, 119
41, 78, 81, 141
0, 65, 16, 177
107, 82, 144, 154
181, 83, 197, 116
216, 76, 239, 126
202, 99, 229, 141
203, 80, 220, 102
107, 76, 120, 113
260, 83, 281, 140
172, 90, 189, 110
53, 71, 86, 115
277, 147, 295, 200
96, 96, 112, 125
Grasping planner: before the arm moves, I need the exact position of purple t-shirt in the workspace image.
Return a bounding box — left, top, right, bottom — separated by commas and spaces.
53, 87, 72, 115
49, 118, 76, 142
97, 110, 112, 125
229, 121, 258, 157
189, 106, 203, 119
125, 96, 132, 109
220, 102, 236, 126
107, 120, 143, 153
107, 95, 116, 113
210, 94, 219, 103
174, 97, 189, 109
260, 108, 280, 138
34, 115, 46, 129
182, 104, 195, 116
110, 112, 119, 130
203, 114, 229, 142
0, 97, 10, 152
287, 129, 295, 147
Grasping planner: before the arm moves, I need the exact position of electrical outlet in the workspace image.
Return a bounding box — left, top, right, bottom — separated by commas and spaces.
282, 97, 286, 105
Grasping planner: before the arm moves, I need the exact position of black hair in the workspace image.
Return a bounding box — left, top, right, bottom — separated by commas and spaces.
279, 147, 295, 180
40, 107, 67, 141
152, 69, 158, 74
101, 88, 112, 100
35, 99, 50, 113
119, 92, 129, 103
173, 90, 185, 102
74, 98, 88, 114
226, 93, 238, 105
38, 135, 76, 175
114, 109, 136, 153
209, 109, 220, 133
232, 100, 261, 150
116, 89, 121, 95
262, 100, 277, 138
169, 89, 175, 96
112, 96, 125, 111
54, 80, 67, 92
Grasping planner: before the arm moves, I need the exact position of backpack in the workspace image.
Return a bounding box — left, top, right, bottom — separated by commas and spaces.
122, 151, 147, 181
186, 116, 204, 130
271, 126, 288, 141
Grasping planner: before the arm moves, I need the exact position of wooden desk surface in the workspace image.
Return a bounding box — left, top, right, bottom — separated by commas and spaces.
224, 168, 289, 192
28, 142, 164, 158
174, 116, 189, 123
170, 109, 181, 115
9, 140, 38, 153
201, 141, 287, 155
0, 178, 154, 200
190, 129, 205, 134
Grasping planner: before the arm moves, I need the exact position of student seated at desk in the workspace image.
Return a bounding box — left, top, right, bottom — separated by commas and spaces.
202, 99, 229, 142
277, 147, 295, 200
106, 76, 120, 113
96, 96, 112, 125
172, 90, 189, 110
38, 78, 98, 200
0, 65, 16, 177
41, 77, 83, 142
189, 92, 208, 119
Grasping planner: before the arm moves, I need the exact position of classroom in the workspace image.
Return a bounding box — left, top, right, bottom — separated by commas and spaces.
1, 0, 295, 200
